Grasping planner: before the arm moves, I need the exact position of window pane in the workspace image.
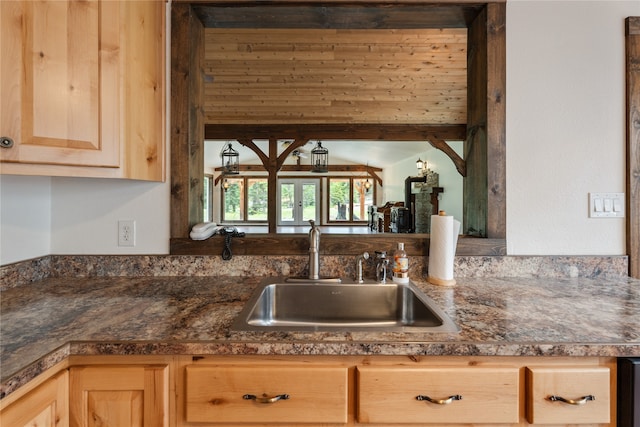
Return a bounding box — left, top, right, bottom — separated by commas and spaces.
222, 179, 243, 221
353, 178, 373, 222
302, 182, 317, 222
203, 175, 212, 222
247, 179, 268, 221
280, 182, 295, 222
329, 178, 350, 221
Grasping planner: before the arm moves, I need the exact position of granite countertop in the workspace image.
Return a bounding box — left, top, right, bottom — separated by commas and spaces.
2, 275, 639, 398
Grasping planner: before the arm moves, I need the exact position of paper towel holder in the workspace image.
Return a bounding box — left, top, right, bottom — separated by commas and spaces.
427, 210, 459, 287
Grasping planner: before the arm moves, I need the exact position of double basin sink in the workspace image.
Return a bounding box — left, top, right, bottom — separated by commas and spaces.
232, 278, 459, 333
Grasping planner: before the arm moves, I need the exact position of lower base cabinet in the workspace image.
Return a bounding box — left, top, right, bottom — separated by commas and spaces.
526, 366, 611, 424
0, 355, 618, 427
69, 365, 169, 427
184, 365, 348, 424
357, 366, 520, 424
176, 356, 615, 427
0, 370, 69, 427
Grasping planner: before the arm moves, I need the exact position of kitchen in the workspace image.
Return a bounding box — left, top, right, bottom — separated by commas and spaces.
1, 1, 639, 426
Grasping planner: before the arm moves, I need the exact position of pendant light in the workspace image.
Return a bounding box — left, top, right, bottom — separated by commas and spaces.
221, 143, 239, 175
311, 141, 328, 173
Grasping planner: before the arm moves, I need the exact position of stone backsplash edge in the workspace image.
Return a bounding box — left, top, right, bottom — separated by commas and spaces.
0, 254, 629, 290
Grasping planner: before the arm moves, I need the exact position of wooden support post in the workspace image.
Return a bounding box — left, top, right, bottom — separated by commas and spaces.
626, 17, 640, 278
464, 3, 506, 238
171, 4, 204, 238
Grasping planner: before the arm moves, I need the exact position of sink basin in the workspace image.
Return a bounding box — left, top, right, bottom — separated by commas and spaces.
231, 279, 459, 332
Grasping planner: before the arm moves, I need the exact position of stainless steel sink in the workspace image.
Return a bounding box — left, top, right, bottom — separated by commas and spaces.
231, 279, 459, 332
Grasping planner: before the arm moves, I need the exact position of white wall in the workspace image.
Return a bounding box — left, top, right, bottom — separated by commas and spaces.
383, 143, 464, 224
50, 177, 170, 256
0, 175, 51, 264
1, 1, 638, 265
0, 175, 169, 265
506, 0, 638, 254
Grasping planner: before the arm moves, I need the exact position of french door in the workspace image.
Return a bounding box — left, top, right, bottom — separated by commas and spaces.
278, 179, 320, 226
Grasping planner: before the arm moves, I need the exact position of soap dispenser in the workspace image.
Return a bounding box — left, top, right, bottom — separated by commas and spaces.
392, 242, 409, 284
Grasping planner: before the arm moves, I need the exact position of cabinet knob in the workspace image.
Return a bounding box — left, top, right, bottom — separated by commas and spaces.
0, 137, 14, 148
416, 394, 462, 405
548, 395, 595, 405
243, 393, 290, 404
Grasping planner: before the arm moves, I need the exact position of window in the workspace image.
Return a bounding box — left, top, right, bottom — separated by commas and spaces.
203, 174, 213, 222
353, 177, 374, 222
247, 178, 268, 221
328, 177, 374, 222
222, 178, 244, 221
221, 177, 268, 223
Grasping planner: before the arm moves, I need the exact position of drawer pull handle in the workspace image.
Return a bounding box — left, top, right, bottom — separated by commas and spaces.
548, 395, 595, 405
416, 394, 462, 405
243, 393, 290, 404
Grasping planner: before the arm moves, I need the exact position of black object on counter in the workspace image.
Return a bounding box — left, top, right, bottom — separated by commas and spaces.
618, 357, 640, 427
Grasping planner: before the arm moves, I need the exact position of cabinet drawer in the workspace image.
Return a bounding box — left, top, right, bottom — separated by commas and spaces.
526, 366, 610, 424
357, 366, 519, 424
185, 365, 348, 424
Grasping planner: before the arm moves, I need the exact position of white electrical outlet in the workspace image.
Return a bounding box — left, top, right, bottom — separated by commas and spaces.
118, 220, 136, 247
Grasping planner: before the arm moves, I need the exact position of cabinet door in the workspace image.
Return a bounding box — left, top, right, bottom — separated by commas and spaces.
184, 365, 349, 424
69, 365, 168, 427
0, 0, 119, 168
526, 366, 610, 424
357, 366, 520, 424
0, 370, 69, 427
1, 0, 165, 181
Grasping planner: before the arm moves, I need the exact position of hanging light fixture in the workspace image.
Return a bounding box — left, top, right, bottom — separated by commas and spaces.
311, 141, 328, 173
416, 158, 424, 171
222, 179, 230, 192
221, 143, 239, 175
364, 178, 372, 193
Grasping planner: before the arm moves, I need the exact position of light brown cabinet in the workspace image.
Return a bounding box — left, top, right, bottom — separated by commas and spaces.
69, 365, 169, 427
526, 366, 611, 425
357, 366, 520, 424
0, 370, 69, 427
0, 355, 617, 427
176, 355, 615, 427
0, 0, 165, 181
184, 365, 349, 424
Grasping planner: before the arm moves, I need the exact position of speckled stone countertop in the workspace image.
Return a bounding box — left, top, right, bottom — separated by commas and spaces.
2, 274, 639, 398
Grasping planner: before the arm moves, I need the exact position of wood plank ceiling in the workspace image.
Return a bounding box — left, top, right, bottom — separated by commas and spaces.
203, 28, 467, 125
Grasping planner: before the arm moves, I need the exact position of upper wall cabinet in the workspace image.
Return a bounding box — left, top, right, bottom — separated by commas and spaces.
0, 0, 165, 182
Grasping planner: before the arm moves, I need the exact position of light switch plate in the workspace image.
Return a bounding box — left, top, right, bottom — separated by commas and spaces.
589, 193, 625, 218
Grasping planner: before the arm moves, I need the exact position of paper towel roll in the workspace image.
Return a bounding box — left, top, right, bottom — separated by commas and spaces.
428, 212, 460, 286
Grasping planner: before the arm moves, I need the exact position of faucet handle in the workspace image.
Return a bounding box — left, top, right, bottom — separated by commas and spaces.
355, 252, 370, 283
375, 252, 389, 283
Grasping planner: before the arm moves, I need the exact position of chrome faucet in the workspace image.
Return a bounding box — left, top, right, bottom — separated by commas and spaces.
355, 252, 370, 283
375, 251, 389, 283
308, 219, 321, 280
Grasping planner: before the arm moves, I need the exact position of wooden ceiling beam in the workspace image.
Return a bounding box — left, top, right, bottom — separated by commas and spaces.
427, 135, 467, 176
192, 4, 486, 29
214, 164, 383, 173
204, 124, 466, 141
